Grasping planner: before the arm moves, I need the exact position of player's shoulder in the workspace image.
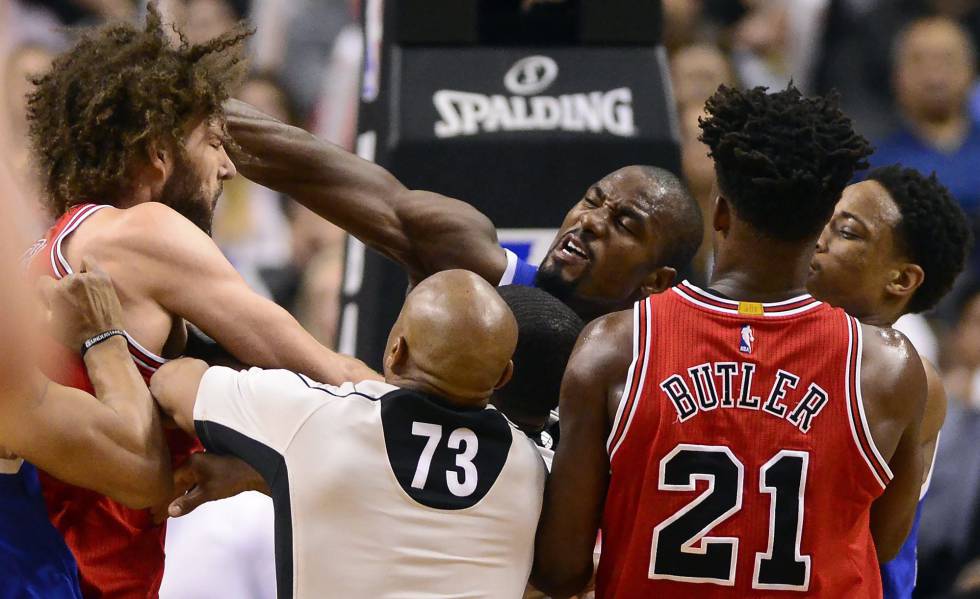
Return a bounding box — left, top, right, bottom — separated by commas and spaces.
116, 202, 205, 243
860, 323, 927, 415
560, 308, 635, 413
76, 202, 200, 255
571, 307, 634, 366
860, 323, 921, 373
581, 307, 634, 342
100, 202, 226, 274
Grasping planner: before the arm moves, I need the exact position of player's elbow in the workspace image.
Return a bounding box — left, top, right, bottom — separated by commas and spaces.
874, 525, 911, 563
530, 555, 592, 598
111, 466, 172, 510
92, 439, 174, 509
150, 358, 209, 418
872, 506, 916, 564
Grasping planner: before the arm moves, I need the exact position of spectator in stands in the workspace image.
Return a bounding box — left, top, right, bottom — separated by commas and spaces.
161, 0, 248, 45
678, 104, 715, 284
917, 282, 980, 598
671, 43, 733, 284
212, 72, 295, 302
670, 43, 735, 113
729, 0, 827, 93
873, 17, 980, 234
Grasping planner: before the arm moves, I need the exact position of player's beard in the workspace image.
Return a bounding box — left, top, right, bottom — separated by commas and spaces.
533, 262, 579, 303
158, 152, 220, 236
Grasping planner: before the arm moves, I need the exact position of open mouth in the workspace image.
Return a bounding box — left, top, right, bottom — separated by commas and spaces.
557, 234, 590, 261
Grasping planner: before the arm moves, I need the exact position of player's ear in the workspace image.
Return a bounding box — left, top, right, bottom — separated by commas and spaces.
493, 360, 514, 391
713, 195, 731, 234
145, 140, 171, 181
886, 263, 925, 302
639, 266, 676, 297
386, 336, 409, 374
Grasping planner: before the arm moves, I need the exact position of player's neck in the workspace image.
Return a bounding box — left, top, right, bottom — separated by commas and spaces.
710, 242, 813, 303
111, 183, 155, 209
564, 295, 623, 323
854, 304, 903, 329
860, 313, 896, 328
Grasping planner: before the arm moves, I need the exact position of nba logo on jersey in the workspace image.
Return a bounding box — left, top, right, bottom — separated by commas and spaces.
21, 238, 47, 266
739, 324, 754, 353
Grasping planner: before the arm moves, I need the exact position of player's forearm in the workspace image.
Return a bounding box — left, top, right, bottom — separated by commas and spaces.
83, 336, 171, 503
225, 100, 503, 280
226, 100, 408, 244
262, 323, 380, 386
215, 299, 381, 386
150, 358, 209, 437
531, 505, 597, 597
308, 344, 380, 385
531, 449, 605, 596
871, 426, 924, 562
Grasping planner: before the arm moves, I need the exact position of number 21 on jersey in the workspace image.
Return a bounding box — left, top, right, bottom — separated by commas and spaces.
649, 444, 811, 591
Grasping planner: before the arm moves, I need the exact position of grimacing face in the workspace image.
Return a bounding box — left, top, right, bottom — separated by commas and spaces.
535, 167, 667, 309
159, 116, 237, 235
807, 180, 905, 317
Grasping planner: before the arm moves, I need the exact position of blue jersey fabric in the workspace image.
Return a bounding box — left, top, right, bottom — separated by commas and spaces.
870, 123, 980, 218
499, 248, 539, 287
880, 498, 925, 599
0, 461, 82, 599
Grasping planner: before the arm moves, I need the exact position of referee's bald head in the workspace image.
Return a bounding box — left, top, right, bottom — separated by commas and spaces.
384, 270, 517, 407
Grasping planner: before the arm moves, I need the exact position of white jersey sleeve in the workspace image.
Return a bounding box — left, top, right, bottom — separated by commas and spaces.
498, 248, 520, 286
194, 366, 376, 456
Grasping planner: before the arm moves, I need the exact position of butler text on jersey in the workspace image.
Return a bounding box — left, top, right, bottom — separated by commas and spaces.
659, 363, 830, 434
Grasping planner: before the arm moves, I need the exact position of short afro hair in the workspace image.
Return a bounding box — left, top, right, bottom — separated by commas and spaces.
492, 285, 585, 430
699, 84, 873, 241
27, 2, 252, 216
868, 165, 974, 313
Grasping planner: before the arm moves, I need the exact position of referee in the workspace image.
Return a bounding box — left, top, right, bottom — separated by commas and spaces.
151, 270, 546, 598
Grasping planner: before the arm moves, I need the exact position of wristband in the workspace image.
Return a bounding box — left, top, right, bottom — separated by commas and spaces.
81, 329, 126, 357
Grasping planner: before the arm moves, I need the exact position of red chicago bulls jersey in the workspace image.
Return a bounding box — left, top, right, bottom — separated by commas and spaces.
25, 203, 200, 599
597, 281, 891, 599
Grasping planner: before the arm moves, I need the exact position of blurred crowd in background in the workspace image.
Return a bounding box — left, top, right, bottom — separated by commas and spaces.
2, 1, 980, 598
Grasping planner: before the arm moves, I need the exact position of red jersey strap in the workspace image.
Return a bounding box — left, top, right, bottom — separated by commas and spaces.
49, 203, 168, 374
607, 297, 653, 460
50, 204, 107, 278
672, 280, 823, 318
844, 315, 894, 489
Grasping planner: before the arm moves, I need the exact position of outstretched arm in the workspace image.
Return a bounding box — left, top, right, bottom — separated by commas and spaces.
225, 99, 507, 284
532, 310, 633, 597
107, 202, 377, 386
0, 265, 171, 508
